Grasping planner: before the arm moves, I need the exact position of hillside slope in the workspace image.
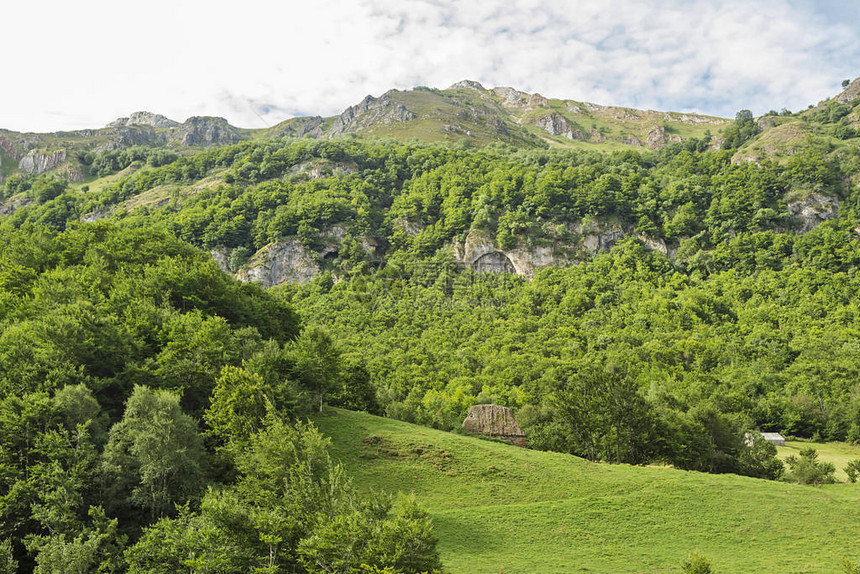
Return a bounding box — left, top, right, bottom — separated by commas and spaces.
315, 408, 860, 573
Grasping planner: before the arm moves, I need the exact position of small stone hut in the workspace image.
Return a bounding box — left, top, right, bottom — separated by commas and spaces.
462, 404, 526, 447
745, 431, 786, 447
760, 432, 786, 447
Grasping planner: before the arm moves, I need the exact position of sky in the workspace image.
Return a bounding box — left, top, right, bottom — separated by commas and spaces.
4, 0, 860, 132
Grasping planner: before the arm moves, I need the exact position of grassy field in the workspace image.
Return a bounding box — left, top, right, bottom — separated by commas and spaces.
314, 408, 860, 573
777, 439, 860, 482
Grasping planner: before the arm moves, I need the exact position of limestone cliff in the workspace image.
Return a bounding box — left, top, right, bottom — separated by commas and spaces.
788, 193, 839, 233
534, 113, 587, 140
328, 93, 416, 137
236, 240, 320, 287
18, 149, 66, 174
172, 116, 241, 146
836, 77, 860, 105
107, 111, 179, 129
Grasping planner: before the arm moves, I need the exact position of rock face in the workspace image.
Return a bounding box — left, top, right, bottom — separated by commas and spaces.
109, 127, 168, 149
328, 94, 416, 137
448, 80, 486, 91
454, 230, 527, 275
210, 248, 232, 274
788, 193, 840, 233
453, 225, 642, 279
0, 195, 33, 216
492, 87, 549, 109
644, 125, 682, 149
272, 116, 325, 139
18, 149, 66, 174
534, 113, 586, 140
173, 116, 241, 146
236, 239, 320, 286
472, 251, 516, 274
462, 404, 526, 447
108, 111, 179, 128
836, 78, 860, 104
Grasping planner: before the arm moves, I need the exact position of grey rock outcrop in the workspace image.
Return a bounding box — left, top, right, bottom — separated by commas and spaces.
788, 193, 839, 233
271, 116, 325, 139
462, 404, 526, 447
18, 149, 66, 174
448, 80, 486, 91
492, 87, 548, 109
328, 95, 416, 137
236, 239, 320, 287
581, 221, 625, 254
454, 230, 516, 274
173, 116, 241, 146
99, 127, 169, 151
453, 229, 567, 279
210, 248, 232, 274
836, 78, 860, 104
644, 125, 682, 149
663, 112, 727, 126
535, 113, 586, 140
0, 195, 33, 216
108, 111, 179, 128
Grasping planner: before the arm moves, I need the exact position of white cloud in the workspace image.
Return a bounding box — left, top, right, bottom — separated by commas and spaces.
2, 0, 858, 132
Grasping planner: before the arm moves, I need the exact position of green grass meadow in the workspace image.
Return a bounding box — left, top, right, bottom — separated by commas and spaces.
777, 439, 860, 482
314, 409, 860, 573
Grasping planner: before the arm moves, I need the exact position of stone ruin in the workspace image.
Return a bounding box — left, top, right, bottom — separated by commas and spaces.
462, 404, 526, 447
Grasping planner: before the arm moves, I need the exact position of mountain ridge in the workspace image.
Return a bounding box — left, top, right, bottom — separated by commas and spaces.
4, 76, 859, 186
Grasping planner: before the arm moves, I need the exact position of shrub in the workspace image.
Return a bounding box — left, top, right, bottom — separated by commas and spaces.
844, 459, 860, 483
784, 447, 836, 485
681, 549, 714, 573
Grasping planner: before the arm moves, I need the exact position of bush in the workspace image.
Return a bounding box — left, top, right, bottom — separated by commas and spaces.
681, 549, 714, 573
844, 459, 860, 483
784, 447, 836, 485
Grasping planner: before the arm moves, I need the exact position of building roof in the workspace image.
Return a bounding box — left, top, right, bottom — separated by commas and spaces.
760, 432, 785, 441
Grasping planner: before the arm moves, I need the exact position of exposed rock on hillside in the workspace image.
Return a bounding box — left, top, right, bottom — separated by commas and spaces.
644, 125, 682, 149
18, 149, 66, 174
788, 193, 840, 233
663, 112, 726, 126
236, 239, 320, 286
210, 248, 232, 274
453, 229, 566, 279
462, 404, 526, 447
448, 80, 486, 91
100, 127, 168, 151
108, 111, 179, 128
0, 195, 32, 216
270, 116, 325, 139
288, 159, 357, 180
492, 87, 548, 109
535, 113, 587, 140
580, 221, 626, 254
328, 94, 416, 137
836, 78, 860, 104
173, 116, 241, 146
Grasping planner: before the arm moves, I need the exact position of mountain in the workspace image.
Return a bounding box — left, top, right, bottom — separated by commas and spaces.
4, 77, 859, 188
4, 79, 860, 572
0, 80, 732, 185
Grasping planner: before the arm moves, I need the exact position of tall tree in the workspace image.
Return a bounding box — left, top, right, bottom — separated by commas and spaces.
102, 386, 207, 521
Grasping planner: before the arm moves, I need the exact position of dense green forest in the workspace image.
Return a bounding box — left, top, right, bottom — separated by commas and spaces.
0, 224, 439, 572
2, 92, 860, 570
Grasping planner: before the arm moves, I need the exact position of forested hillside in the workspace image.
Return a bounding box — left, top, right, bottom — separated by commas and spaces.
2, 80, 860, 571
0, 224, 440, 572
